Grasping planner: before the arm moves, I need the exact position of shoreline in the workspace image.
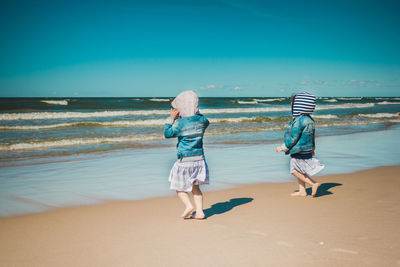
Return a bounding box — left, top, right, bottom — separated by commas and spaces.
1, 165, 399, 266
0, 163, 394, 219
1, 124, 400, 217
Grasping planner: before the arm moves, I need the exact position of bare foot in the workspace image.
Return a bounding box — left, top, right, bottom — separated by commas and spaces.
312, 183, 320, 197
192, 212, 205, 220
181, 207, 194, 218
290, 191, 307, 197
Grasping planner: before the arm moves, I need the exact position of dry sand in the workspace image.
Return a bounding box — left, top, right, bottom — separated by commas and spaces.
1, 166, 399, 266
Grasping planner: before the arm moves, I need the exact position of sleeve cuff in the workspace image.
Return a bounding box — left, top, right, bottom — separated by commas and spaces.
281, 143, 289, 152
165, 117, 175, 125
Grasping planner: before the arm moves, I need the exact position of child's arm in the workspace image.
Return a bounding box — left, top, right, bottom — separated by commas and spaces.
164, 109, 180, 138
204, 116, 210, 129
312, 128, 316, 155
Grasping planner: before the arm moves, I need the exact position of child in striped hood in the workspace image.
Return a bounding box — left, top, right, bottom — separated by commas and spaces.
276, 92, 325, 197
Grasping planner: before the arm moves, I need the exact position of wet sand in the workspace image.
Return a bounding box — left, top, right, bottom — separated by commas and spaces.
0, 166, 399, 266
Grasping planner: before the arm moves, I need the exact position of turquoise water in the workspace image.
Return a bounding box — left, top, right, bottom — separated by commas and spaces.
1, 97, 399, 162
1, 124, 399, 217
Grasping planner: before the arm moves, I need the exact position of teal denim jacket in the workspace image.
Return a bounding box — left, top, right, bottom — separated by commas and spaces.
164, 114, 209, 159
282, 115, 315, 155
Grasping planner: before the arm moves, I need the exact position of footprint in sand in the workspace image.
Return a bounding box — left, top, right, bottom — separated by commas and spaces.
330, 248, 358, 255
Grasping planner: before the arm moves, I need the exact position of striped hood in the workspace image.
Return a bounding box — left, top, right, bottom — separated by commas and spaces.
291, 92, 316, 117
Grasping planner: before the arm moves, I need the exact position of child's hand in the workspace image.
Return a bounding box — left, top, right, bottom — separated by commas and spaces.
276, 146, 283, 153
170, 109, 180, 119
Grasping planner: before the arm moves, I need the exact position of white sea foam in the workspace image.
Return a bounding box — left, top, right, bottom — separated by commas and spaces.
237, 100, 259, 104
0, 103, 376, 121
323, 99, 338, 102
253, 98, 285, 102
377, 101, 400, 105
40, 100, 68, 105
0, 110, 170, 121
313, 115, 339, 119
149, 98, 170, 102
210, 117, 258, 123
359, 113, 400, 118
317, 119, 400, 128
210, 103, 372, 113
337, 97, 362, 100
0, 123, 80, 130
0, 135, 162, 151
203, 107, 289, 113
317, 103, 374, 110
0, 119, 169, 130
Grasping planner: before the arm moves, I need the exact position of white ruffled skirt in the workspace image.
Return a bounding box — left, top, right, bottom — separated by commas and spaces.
168, 158, 209, 192
290, 157, 325, 177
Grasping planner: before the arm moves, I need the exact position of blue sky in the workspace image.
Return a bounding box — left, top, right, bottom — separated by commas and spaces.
0, 0, 399, 97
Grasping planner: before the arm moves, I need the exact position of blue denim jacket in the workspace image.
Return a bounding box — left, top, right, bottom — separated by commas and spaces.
164, 114, 209, 159
282, 115, 315, 155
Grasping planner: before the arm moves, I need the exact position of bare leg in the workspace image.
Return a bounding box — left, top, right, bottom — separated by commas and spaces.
192, 184, 205, 219
292, 172, 320, 197
177, 191, 194, 218
291, 177, 307, 196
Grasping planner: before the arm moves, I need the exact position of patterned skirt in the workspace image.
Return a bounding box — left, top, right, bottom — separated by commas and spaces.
290, 157, 325, 177
168, 157, 209, 192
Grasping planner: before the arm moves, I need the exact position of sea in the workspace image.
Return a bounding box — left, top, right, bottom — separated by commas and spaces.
1, 97, 400, 216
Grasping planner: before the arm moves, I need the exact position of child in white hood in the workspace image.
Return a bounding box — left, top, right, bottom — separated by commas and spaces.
164, 90, 210, 219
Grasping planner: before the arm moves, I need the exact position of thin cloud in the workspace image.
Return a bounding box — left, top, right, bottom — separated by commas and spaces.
200, 84, 216, 90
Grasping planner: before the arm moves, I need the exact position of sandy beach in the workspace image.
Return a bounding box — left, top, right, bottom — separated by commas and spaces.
0, 166, 399, 266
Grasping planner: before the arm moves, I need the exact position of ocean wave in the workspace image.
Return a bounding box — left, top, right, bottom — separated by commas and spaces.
0, 103, 376, 121
317, 103, 374, 109
317, 119, 400, 128
205, 103, 374, 114
253, 98, 286, 102
0, 135, 162, 151
2, 117, 400, 151
323, 99, 338, 102
313, 115, 339, 119
40, 100, 68, 105
149, 98, 171, 102
337, 97, 362, 100
0, 117, 295, 131
236, 100, 259, 104
0, 118, 260, 130
359, 113, 400, 118
0, 119, 169, 130
0, 114, 373, 132
0, 110, 170, 121
377, 101, 400, 105
375, 97, 400, 100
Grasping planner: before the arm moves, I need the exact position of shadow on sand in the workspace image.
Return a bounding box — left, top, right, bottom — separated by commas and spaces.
306, 182, 342, 198
203, 197, 253, 219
